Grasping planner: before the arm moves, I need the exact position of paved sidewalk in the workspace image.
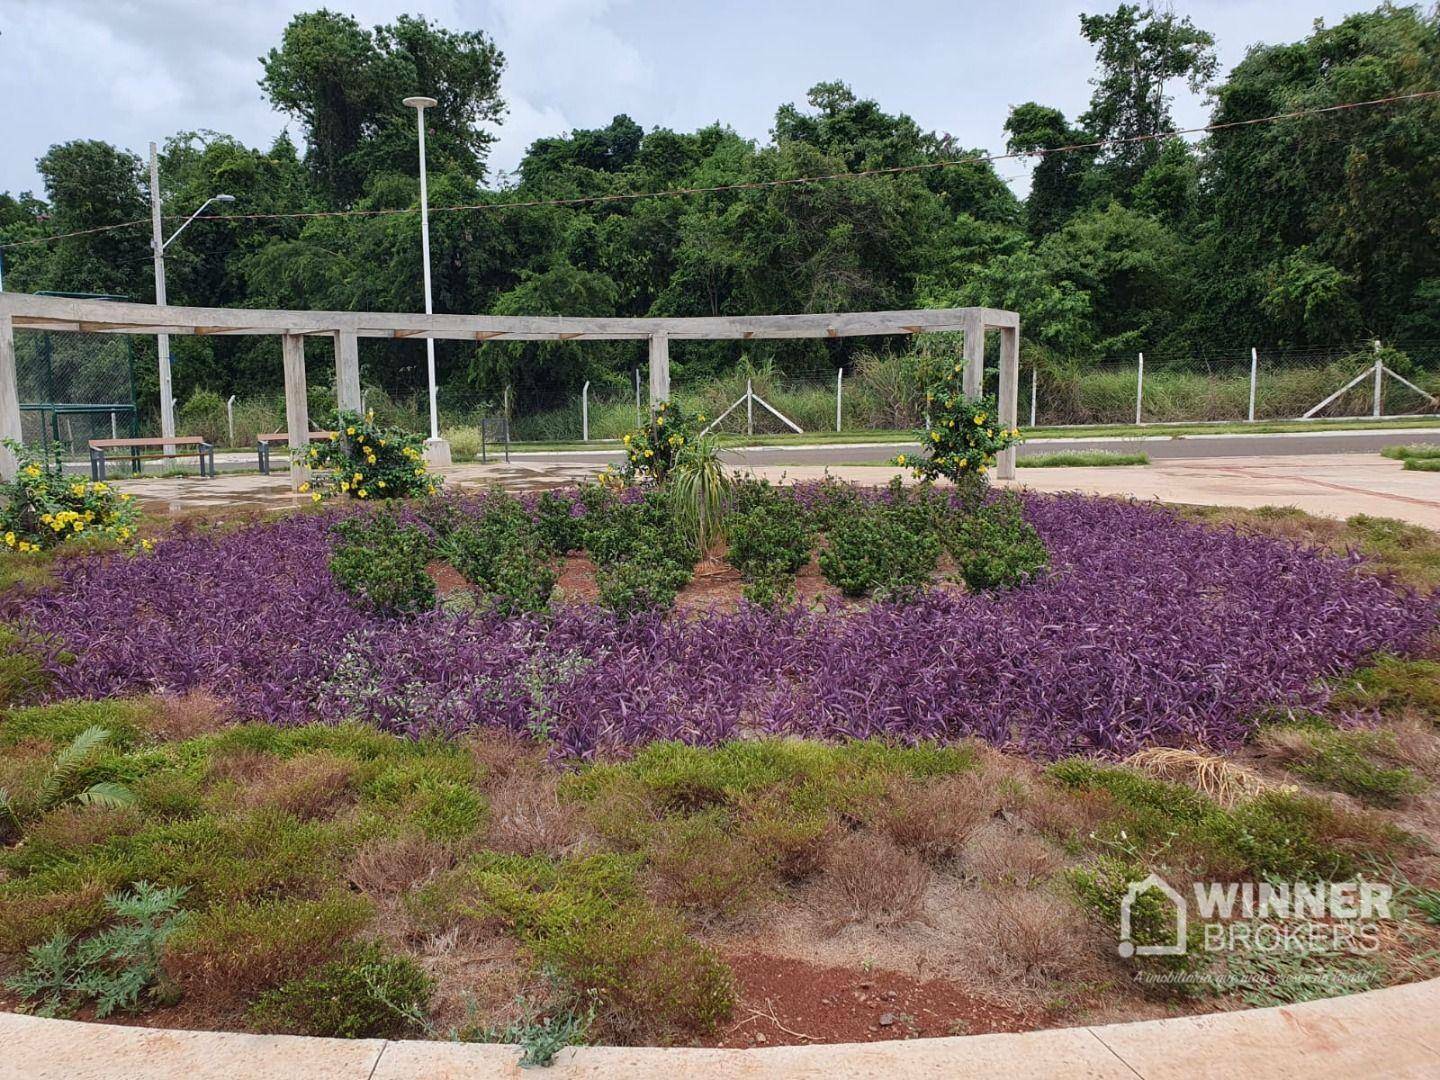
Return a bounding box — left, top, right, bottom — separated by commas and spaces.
2, 976, 1437, 1078
112, 452, 1440, 531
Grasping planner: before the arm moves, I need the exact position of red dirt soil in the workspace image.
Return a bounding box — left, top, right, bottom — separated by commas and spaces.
704, 953, 1031, 1048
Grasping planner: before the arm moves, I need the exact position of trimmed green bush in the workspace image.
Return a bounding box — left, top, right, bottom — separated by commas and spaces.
251, 942, 432, 1037
947, 492, 1050, 591
328, 513, 436, 616
818, 505, 940, 598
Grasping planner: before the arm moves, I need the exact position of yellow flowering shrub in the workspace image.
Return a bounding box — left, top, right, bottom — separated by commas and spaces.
304, 411, 441, 502
620, 400, 699, 483
0, 441, 142, 553
902, 362, 1022, 486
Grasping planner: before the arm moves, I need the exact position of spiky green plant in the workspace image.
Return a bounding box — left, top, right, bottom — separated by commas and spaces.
668, 437, 732, 554
37, 726, 135, 812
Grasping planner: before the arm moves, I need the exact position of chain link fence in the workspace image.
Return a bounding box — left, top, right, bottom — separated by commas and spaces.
15, 328, 138, 458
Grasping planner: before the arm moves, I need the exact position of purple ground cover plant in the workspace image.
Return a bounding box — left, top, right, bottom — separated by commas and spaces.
6, 491, 1435, 759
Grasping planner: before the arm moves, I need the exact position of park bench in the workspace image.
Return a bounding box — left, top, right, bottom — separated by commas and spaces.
257, 431, 337, 475
89, 437, 215, 481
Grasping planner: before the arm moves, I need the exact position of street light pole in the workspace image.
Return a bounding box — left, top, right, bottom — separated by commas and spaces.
404, 95, 450, 466
148, 140, 235, 452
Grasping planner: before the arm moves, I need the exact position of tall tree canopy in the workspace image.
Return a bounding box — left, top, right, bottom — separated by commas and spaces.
2, 4, 1436, 417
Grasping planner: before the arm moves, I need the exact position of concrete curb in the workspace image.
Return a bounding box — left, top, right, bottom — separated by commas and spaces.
2, 977, 1438, 1079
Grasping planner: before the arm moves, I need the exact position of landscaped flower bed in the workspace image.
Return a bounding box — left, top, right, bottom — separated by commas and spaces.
5, 486, 1434, 759
2, 489, 1439, 1052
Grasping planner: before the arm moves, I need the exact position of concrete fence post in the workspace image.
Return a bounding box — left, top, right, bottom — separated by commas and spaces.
581, 381, 590, 442
226, 394, 236, 446
634, 368, 642, 427
1135, 352, 1145, 426
1373, 339, 1383, 418
1248, 347, 1258, 422
1030, 366, 1038, 428
746, 378, 754, 437
835, 368, 843, 432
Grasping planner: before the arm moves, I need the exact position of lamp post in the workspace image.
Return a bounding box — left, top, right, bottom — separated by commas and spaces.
403, 95, 450, 466
149, 141, 235, 450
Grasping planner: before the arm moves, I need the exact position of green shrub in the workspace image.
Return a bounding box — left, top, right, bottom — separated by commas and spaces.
251, 942, 431, 1038
0, 627, 52, 708
328, 512, 436, 616
1268, 725, 1425, 807
726, 498, 813, 580
163, 891, 373, 999
947, 493, 1049, 591
405, 778, 486, 842
466, 852, 732, 1042
536, 491, 583, 554
1068, 856, 1204, 977
619, 399, 698, 484
595, 559, 691, 617
306, 410, 441, 501
178, 390, 228, 446
818, 505, 940, 598
6, 882, 187, 1018
0, 699, 149, 749
444, 495, 556, 614
904, 383, 1022, 485
446, 425, 484, 461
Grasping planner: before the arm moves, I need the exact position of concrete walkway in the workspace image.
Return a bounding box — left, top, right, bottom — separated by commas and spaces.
2, 976, 1437, 1078
115, 452, 1440, 531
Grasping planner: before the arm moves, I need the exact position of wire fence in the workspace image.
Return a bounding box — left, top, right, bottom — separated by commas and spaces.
14, 333, 1440, 459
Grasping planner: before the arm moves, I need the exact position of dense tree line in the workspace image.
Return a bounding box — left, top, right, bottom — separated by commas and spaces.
1, 4, 1436, 417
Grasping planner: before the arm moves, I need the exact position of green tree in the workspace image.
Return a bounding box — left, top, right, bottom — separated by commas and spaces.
1079, 5, 1218, 194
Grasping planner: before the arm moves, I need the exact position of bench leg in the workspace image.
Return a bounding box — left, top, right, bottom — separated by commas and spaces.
90, 451, 99, 482
130, 448, 141, 476
258, 441, 269, 476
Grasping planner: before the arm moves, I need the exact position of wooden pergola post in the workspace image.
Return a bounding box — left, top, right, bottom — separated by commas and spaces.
0, 314, 19, 481
648, 330, 670, 408
282, 333, 310, 492
335, 330, 362, 415
997, 325, 1020, 481
962, 312, 985, 398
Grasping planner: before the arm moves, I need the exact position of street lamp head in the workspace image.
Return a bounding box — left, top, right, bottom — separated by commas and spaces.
403, 95, 438, 110
212, 194, 236, 204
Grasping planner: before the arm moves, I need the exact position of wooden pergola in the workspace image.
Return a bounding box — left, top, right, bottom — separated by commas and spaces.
0, 292, 1020, 488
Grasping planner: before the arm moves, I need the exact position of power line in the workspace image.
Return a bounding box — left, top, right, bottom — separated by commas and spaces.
3, 87, 1438, 253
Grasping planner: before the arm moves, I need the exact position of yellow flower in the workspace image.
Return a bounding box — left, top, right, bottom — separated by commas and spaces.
379, 440, 386, 447
121, 493, 133, 501
623, 434, 631, 444
655, 416, 664, 427
353, 473, 363, 483
697, 414, 706, 422
414, 468, 423, 477
930, 431, 940, 442
346, 426, 357, 435
40, 514, 52, 525
298, 481, 311, 493
339, 481, 350, 492
957, 458, 968, 469
70, 482, 86, 497
358, 489, 368, 499
312, 492, 322, 503
644, 449, 654, 458
141, 539, 154, 552
896, 454, 907, 465
4, 532, 14, 547
377, 480, 386, 488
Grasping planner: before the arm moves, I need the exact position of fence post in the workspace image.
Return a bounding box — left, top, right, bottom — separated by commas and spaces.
634, 368, 641, 428
1248, 348, 1258, 422
226, 394, 236, 446
1135, 352, 1145, 426
746, 378, 753, 437
503, 386, 511, 463
581, 381, 590, 442
835, 368, 843, 432
1373, 340, 1383, 418
1029, 366, 1037, 427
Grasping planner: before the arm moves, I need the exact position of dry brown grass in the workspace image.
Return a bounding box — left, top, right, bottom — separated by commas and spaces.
142, 691, 233, 742
240, 751, 358, 820
1124, 746, 1282, 807
485, 772, 579, 856
1020, 786, 1122, 841
973, 891, 1094, 987
463, 728, 546, 783
823, 829, 930, 926
205, 748, 281, 786
347, 832, 456, 899
961, 822, 1063, 887
645, 811, 771, 922
1380, 717, 1440, 775
880, 772, 995, 862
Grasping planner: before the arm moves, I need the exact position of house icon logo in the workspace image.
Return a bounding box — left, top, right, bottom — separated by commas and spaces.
1118, 873, 1187, 958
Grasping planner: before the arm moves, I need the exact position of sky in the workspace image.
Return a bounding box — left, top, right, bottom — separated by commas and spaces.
0, 0, 1376, 200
